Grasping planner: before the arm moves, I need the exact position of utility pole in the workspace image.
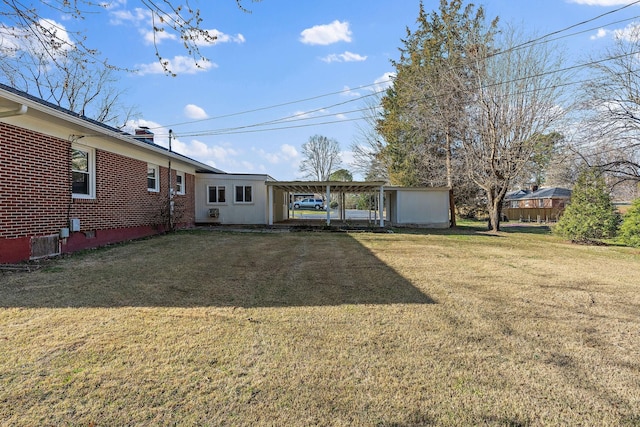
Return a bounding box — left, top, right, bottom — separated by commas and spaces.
168, 129, 173, 231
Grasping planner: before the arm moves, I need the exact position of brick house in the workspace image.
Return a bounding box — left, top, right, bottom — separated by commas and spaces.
503, 187, 572, 222
0, 83, 218, 264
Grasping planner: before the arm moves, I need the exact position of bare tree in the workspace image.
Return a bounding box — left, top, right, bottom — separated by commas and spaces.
299, 135, 342, 181
0, 0, 258, 75
350, 93, 390, 181
576, 25, 640, 185
462, 27, 569, 231
0, 47, 138, 127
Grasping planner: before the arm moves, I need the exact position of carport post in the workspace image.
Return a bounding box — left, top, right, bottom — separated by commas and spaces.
379, 185, 384, 227
326, 184, 331, 226
268, 185, 273, 225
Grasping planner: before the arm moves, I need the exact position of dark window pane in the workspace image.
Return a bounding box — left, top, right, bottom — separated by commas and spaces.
245, 186, 252, 202
73, 171, 89, 194
236, 186, 243, 202
219, 187, 226, 203
208, 187, 217, 203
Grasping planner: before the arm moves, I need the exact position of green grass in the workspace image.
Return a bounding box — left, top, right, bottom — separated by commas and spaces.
1, 226, 639, 425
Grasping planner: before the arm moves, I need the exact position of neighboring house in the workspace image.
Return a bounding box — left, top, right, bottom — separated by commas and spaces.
0, 83, 219, 264
503, 187, 572, 222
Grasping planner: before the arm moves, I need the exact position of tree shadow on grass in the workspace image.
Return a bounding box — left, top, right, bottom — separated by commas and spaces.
0, 232, 435, 308
390, 222, 551, 237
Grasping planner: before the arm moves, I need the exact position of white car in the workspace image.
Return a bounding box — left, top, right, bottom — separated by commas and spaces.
293, 198, 326, 210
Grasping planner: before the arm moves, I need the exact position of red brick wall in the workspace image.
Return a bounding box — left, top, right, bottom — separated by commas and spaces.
0, 122, 196, 263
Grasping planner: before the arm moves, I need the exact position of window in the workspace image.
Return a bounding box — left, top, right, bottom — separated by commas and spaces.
175, 172, 185, 195
537, 199, 545, 208
147, 164, 159, 192
72, 145, 95, 198
510, 200, 519, 208
235, 185, 252, 203
208, 186, 226, 203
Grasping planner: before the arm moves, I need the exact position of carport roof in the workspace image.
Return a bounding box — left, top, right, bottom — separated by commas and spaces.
266, 181, 386, 194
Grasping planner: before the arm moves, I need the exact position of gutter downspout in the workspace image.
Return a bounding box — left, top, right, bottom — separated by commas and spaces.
0, 104, 28, 118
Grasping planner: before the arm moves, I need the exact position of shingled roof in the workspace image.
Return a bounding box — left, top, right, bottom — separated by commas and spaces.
505, 187, 572, 201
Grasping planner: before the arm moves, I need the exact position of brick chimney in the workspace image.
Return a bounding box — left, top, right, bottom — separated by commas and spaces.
134, 127, 154, 144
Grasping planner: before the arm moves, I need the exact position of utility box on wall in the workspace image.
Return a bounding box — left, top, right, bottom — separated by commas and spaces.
70, 218, 81, 232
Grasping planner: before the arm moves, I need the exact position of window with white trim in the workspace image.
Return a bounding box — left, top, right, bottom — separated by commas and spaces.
175, 172, 185, 195
147, 164, 159, 192
208, 185, 226, 203
72, 144, 95, 199
235, 185, 252, 203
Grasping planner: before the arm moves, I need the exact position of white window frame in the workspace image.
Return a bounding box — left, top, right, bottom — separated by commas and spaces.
71, 144, 96, 199
234, 185, 253, 204
147, 164, 160, 192
175, 171, 185, 195
207, 185, 226, 204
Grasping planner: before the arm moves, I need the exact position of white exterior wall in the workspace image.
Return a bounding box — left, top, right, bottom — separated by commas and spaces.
196, 174, 274, 225
390, 188, 450, 228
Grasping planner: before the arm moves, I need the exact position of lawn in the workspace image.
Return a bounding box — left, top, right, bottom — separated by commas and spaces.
1, 226, 639, 425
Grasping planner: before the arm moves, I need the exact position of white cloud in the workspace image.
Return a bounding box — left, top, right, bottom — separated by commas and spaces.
181, 139, 243, 170
136, 55, 217, 75
184, 104, 209, 120
373, 72, 395, 92
588, 22, 640, 42
590, 28, 611, 40
207, 29, 246, 45
281, 144, 299, 159
613, 22, 640, 42
341, 86, 362, 98
288, 109, 328, 120
0, 19, 74, 57
124, 119, 248, 172
253, 144, 300, 164
300, 20, 352, 45
109, 7, 149, 25
109, 5, 244, 48
321, 51, 367, 63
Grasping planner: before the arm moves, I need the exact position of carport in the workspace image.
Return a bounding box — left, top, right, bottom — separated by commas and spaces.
266, 181, 386, 227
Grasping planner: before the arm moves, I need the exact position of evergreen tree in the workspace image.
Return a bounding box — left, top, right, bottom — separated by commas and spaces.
619, 198, 640, 247
554, 168, 619, 243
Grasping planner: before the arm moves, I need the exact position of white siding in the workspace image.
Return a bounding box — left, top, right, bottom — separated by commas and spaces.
390, 188, 450, 228
196, 174, 272, 224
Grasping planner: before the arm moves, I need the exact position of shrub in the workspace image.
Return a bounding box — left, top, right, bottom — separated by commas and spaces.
620, 198, 640, 247
554, 168, 619, 243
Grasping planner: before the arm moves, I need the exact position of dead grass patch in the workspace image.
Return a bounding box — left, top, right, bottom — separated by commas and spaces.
1, 228, 639, 425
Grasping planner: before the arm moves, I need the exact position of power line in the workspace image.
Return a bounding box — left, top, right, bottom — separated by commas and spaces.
148, 1, 640, 138
497, 0, 640, 54
152, 80, 392, 130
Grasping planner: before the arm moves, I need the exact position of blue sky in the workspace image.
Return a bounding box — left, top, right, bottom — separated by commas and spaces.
7, 0, 640, 179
